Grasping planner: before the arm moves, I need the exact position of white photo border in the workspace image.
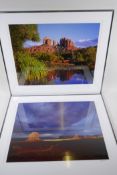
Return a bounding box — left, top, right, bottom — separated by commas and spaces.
0, 95, 117, 175
0, 11, 113, 95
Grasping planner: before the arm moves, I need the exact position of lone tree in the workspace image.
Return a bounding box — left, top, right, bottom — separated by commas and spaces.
27, 132, 41, 142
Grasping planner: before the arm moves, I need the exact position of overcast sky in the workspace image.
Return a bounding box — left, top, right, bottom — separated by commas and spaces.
12, 101, 103, 139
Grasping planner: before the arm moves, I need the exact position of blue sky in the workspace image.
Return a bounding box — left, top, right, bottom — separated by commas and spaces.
23, 23, 100, 48
12, 101, 103, 139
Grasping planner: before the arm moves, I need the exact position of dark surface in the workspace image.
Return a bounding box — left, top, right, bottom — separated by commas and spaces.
7, 137, 108, 162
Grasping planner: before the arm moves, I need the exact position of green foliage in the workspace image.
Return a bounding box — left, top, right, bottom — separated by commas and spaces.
31, 52, 60, 63
60, 52, 72, 60
84, 47, 97, 63
15, 51, 47, 82
74, 51, 84, 62
9, 24, 40, 52
73, 47, 97, 68
9, 23, 97, 82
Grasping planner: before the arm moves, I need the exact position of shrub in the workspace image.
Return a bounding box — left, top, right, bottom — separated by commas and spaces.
15, 51, 48, 82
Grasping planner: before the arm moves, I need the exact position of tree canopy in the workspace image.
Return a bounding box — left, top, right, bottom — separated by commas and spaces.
9, 24, 40, 52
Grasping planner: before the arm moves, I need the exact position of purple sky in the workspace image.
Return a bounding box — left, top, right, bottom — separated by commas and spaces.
12, 101, 103, 139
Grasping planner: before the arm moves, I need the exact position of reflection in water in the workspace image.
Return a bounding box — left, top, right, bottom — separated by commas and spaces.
48, 68, 88, 85
21, 66, 92, 85
63, 151, 74, 167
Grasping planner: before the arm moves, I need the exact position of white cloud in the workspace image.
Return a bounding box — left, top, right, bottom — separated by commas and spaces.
78, 39, 91, 42
23, 40, 42, 48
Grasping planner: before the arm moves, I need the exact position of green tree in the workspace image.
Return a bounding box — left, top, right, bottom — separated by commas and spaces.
84, 47, 97, 63
9, 24, 40, 52
74, 50, 84, 62
9, 24, 45, 83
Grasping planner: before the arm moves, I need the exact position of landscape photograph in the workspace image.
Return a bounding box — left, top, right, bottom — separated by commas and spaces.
9, 23, 100, 85
7, 101, 108, 162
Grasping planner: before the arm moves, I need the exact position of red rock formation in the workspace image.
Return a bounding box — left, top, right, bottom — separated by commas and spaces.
24, 37, 78, 54
25, 45, 56, 54
43, 37, 52, 46
53, 40, 57, 46
60, 37, 77, 50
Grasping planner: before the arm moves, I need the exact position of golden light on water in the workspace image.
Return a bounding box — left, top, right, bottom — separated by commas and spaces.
63, 151, 74, 168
